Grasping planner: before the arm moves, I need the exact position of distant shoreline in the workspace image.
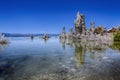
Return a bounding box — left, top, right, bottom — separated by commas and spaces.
3, 33, 59, 37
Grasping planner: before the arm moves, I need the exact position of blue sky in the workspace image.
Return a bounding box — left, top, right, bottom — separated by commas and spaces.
0, 0, 120, 34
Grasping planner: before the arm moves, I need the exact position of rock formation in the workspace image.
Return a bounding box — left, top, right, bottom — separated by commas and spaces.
43, 33, 50, 39
60, 11, 114, 43
90, 21, 95, 34
0, 33, 8, 44
59, 27, 67, 39
74, 12, 86, 35
67, 28, 74, 39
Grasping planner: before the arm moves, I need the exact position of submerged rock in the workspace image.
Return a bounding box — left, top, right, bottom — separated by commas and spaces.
56, 68, 69, 75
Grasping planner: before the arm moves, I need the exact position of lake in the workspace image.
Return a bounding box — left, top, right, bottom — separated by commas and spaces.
0, 37, 120, 80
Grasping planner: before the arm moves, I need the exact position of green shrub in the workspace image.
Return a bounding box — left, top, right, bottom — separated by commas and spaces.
114, 32, 120, 41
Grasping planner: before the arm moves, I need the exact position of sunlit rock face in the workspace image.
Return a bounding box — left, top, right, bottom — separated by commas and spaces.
74, 12, 113, 42
74, 12, 86, 35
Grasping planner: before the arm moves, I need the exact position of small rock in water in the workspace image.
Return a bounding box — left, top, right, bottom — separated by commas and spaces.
103, 57, 108, 59
70, 68, 76, 72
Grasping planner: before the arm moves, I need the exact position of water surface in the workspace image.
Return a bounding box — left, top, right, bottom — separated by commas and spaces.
0, 37, 120, 80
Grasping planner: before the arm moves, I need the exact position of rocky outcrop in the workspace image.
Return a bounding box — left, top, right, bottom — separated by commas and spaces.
74, 12, 86, 35
60, 11, 114, 43
0, 33, 8, 44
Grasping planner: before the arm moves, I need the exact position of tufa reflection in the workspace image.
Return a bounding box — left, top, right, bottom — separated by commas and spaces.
30, 35, 34, 40
59, 38, 118, 66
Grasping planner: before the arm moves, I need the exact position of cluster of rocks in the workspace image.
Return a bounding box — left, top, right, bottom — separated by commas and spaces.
30, 33, 50, 41
60, 12, 114, 43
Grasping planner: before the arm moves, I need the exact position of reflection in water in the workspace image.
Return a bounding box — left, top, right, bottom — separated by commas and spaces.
30, 35, 34, 40
66, 38, 74, 48
44, 38, 49, 43
59, 38, 120, 80
75, 42, 86, 65
0, 43, 8, 53
112, 41, 120, 52
60, 38, 115, 66
60, 38, 66, 50
74, 41, 113, 66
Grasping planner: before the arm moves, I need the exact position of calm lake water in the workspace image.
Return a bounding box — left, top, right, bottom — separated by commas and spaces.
0, 37, 120, 80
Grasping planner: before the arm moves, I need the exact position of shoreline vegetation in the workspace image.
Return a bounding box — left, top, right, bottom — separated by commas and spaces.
113, 31, 120, 41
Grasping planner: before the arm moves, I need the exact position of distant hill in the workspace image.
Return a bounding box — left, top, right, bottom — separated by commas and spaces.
3, 33, 59, 37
